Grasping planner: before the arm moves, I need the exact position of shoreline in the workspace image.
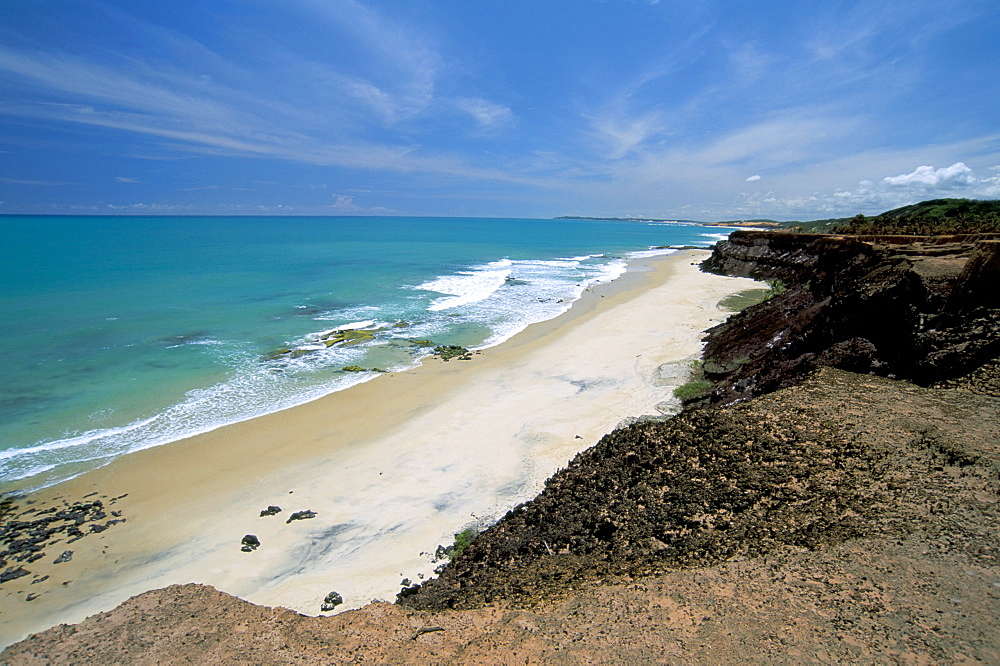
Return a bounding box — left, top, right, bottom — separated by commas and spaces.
0, 250, 760, 648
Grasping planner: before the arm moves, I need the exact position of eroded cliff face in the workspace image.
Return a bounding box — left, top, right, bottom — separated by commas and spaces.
697, 231, 1000, 406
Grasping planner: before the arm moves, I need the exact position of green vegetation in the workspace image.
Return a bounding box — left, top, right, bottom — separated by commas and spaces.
784, 217, 849, 233
673, 380, 713, 401
719, 288, 771, 312
408, 339, 436, 348
451, 527, 479, 559
832, 199, 1000, 235
764, 279, 788, 299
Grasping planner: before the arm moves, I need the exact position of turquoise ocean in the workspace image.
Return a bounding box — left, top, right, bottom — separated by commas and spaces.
0, 215, 728, 489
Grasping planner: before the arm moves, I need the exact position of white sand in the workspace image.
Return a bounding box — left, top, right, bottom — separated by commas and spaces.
0, 250, 759, 648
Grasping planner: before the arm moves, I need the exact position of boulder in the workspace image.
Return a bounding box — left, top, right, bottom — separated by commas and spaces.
286, 510, 317, 524
320, 591, 343, 612
240, 535, 260, 552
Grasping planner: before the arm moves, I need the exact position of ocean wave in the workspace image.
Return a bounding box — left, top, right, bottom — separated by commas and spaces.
416, 259, 513, 311
2, 353, 386, 487
165, 337, 228, 349
313, 305, 382, 322
444, 256, 628, 349
626, 247, 679, 259
306, 320, 378, 341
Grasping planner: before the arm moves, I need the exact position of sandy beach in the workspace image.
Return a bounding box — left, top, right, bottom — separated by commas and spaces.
0, 250, 760, 648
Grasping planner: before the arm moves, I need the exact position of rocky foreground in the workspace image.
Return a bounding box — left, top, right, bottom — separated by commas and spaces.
2, 230, 999, 664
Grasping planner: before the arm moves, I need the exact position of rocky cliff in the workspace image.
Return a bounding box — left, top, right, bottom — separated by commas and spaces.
696, 231, 1000, 406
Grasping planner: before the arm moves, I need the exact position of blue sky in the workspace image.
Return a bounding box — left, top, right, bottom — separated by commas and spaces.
0, 0, 998, 220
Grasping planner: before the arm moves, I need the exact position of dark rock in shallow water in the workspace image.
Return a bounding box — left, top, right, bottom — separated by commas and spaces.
240, 535, 260, 552
320, 591, 343, 611
286, 510, 316, 524
259, 506, 282, 517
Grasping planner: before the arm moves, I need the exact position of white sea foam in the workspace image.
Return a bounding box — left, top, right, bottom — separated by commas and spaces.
2, 359, 387, 487
306, 321, 378, 341
626, 247, 679, 260
313, 305, 382, 322
417, 259, 513, 311
432, 255, 628, 349
165, 337, 227, 349
337, 320, 378, 331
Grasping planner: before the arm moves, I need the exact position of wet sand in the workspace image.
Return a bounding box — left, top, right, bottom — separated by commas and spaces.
0, 250, 759, 648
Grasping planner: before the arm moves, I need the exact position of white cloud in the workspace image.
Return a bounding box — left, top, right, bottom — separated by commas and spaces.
728, 162, 1000, 220
0, 176, 67, 185
455, 98, 513, 129
115, 176, 141, 183
745, 174, 761, 182
882, 162, 975, 189
330, 195, 358, 210
329, 193, 391, 214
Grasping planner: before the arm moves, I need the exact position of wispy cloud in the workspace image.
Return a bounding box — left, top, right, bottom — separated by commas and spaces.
589, 109, 665, 160
455, 98, 513, 129
0, 176, 68, 186
0, 0, 515, 182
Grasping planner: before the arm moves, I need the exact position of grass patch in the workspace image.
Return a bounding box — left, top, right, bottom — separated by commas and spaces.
720, 280, 789, 312
673, 380, 713, 401
719, 288, 771, 312
451, 527, 479, 559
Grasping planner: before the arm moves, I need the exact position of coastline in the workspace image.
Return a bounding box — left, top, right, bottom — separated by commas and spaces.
0, 250, 760, 648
